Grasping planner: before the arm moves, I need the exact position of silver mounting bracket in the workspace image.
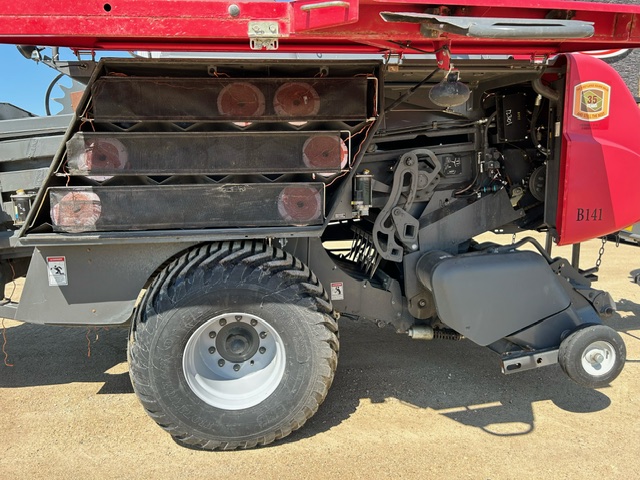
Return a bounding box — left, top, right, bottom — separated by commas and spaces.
384, 53, 403, 72
248, 21, 280, 50
501, 349, 558, 375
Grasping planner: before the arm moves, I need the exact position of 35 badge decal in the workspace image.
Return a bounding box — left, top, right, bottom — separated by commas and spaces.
573, 81, 611, 122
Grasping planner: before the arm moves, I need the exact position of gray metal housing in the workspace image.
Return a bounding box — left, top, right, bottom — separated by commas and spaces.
417, 250, 572, 346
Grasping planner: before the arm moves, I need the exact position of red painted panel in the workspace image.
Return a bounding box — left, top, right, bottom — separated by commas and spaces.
2, 1, 640, 52
557, 53, 640, 245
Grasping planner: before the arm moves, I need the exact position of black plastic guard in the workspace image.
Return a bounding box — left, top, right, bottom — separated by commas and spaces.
424, 250, 571, 346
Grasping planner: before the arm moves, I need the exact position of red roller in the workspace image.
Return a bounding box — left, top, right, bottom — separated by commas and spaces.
273, 82, 320, 117
51, 191, 102, 232
277, 186, 322, 224
302, 135, 348, 176
217, 82, 266, 117
83, 138, 127, 170
81, 137, 128, 181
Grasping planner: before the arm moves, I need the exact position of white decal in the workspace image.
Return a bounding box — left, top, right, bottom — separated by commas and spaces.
330, 282, 344, 301
47, 256, 68, 286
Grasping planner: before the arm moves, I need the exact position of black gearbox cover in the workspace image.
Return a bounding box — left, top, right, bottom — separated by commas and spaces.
425, 250, 571, 346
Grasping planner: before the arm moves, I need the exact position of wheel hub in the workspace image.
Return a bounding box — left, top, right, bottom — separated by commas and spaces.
216, 323, 260, 363
182, 312, 286, 410
581, 340, 616, 376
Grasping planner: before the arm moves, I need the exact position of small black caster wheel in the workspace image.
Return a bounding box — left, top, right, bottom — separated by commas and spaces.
558, 325, 626, 388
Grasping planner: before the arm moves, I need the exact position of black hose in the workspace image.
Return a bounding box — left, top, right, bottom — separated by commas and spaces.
491, 236, 554, 263
44, 73, 65, 116
530, 95, 550, 156
384, 68, 439, 113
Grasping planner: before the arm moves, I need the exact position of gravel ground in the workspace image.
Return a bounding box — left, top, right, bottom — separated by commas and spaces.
0, 234, 638, 479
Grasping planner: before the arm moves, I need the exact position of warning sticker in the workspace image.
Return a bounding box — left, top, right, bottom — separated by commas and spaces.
573, 81, 610, 122
47, 256, 68, 286
330, 282, 344, 301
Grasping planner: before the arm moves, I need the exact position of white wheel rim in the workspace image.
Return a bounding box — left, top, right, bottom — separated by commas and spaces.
581, 340, 616, 377
183, 312, 286, 410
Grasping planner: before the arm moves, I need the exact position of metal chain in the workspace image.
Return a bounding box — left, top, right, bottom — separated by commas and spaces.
595, 237, 607, 270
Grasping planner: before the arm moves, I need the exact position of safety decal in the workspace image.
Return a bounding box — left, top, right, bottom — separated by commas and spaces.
47, 256, 68, 286
330, 282, 344, 301
573, 81, 610, 122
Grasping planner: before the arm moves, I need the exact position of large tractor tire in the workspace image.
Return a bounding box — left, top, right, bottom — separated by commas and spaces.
128, 241, 339, 450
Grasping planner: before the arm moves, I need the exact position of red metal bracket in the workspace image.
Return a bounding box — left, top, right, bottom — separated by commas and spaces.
292, 0, 359, 32
435, 42, 452, 70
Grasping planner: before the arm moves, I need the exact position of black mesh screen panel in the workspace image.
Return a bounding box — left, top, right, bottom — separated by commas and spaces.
49, 183, 325, 232
65, 132, 346, 175
91, 77, 369, 121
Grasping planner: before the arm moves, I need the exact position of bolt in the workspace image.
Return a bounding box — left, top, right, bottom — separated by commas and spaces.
362, 169, 371, 175
219, 318, 227, 326
405, 158, 414, 166
269, 24, 277, 33
218, 359, 225, 367
411, 244, 418, 251
235, 315, 243, 322
250, 319, 258, 326
259, 347, 266, 354
228, 4, 240, 17
393, 207, 402, 216
209, 346, 216, 354
591, 352, 605, 364
418, 299, 427, 308
233, 364, 241, 372
260, 332, 267, 339
209, 331, 216, 339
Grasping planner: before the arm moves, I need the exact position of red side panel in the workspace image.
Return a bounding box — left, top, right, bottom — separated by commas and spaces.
557, 53, 640, 245
2, 0, 640, 53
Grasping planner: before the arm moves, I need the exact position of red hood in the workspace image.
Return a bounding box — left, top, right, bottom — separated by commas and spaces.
556, 52, 640, 245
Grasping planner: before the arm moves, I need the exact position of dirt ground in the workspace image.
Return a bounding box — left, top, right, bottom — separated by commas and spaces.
0, 233, 639, 479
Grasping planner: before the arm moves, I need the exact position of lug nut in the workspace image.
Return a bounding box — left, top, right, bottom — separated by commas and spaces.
219, 318, 227, 326
233, 364, 241, 372
208, 346, 216, 354
235, 315, 243, 321
260, 332, 267, 339
250, 319, 258, 326
218, 359, 225, 367
209, 331, 216, 338
259, 347, 266, 354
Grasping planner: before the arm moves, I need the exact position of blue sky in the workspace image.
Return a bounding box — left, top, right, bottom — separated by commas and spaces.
0, 45, 127, 116
0, 45, 81, 116
0, 45, 68, 115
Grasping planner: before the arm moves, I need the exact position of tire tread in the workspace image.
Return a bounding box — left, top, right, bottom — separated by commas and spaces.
129, 240, 338, 450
